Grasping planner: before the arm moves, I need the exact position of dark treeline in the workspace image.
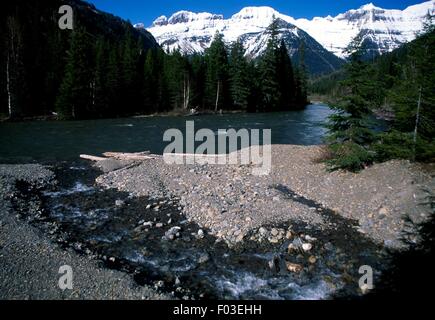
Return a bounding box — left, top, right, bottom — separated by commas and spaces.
308, 70, 345, 98
0, 0, 159, 120
320, 16, 435, 171
1, 1, 308, 120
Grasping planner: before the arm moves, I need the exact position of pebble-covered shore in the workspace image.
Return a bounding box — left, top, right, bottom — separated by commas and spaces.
0, 164, 170, 300
0, 145, 433, 299
97, 145, 434, 248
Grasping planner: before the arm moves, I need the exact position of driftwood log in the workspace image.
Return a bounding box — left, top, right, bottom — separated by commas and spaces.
81, 151, 230, 162
80, 151, 159, 162
102, 151, 155, 160
79, 154, 107, 161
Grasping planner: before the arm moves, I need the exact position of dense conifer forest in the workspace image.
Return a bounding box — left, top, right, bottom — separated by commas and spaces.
1, 0, 308, 120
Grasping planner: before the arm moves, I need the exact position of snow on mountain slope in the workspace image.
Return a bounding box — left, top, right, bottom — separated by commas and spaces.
295, 1, 435, 57
142, 6, 344, 74
144, 7, 290, 54
142, 1, 434, 60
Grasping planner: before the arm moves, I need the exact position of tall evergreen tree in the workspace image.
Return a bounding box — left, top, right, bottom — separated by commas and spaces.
121, 27, 140, 114
5, 16, 26, 119
326, 35, 378, 171
295, 40, 308, 107
276, 39, 296, 110
143, 49, 155, 112
229, 40, 250, 111
144, 49, 170, 113
105, 44, 122, 117
93, 37, 109, 117
164, 50, 191, 110
246, 60, 262, 113
205, 32, 231, 111
190, 54, 206, 110
56, 27, 93, 120
180, 54, 192, 110
259, 19, 281, 112
43, 28, 67, 116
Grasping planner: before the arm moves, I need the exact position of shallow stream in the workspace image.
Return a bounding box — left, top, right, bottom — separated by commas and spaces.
13, 162, 385, 300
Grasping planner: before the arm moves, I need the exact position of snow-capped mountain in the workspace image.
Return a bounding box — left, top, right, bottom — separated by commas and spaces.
142, 7, 343, 74
296, 1, 435, 58
141, 1, 434, 69
144, 7, 295, 55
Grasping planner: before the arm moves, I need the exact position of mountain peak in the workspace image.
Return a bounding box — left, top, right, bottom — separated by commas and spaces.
359, 3, 383, 11
152, 15, 168, 27
134, 22, 145, 29
166, 10, 223, 25
232, 6, 280, 20
167, 11, 196, 24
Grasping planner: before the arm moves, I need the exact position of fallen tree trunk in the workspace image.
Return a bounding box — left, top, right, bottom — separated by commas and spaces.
81, 151, 159, 162
80, 154, 107, 162
102, 152, 155, 160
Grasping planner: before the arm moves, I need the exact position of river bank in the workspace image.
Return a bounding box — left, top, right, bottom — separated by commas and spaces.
0, 108, 249, 123
98, 145, 434, 248
0, 145, 433, 299
0, 164, 170, 300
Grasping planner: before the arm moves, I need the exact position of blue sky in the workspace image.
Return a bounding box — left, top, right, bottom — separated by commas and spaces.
88, 0, 425, 26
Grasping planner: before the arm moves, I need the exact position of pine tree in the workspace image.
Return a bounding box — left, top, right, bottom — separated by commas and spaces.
44, 28, 67, 116
229, 40, 250, 111
93, 37, 109, 117
295, 40, 308, 107
190, 54, 206, 110
246, 60, 261, 112
5, 16, 26, 119
121, 27, 140, 114
144, 49, 170, 113
181, 55, 192, 110
276, 39, 296, 110
106, 44, 122, 117
56, 27, 93, 120
326, 35, 377, 171
143, 49, 155, 112
259, 19, 281, 112
205, 31, 231, 111
164, 50, 191, 110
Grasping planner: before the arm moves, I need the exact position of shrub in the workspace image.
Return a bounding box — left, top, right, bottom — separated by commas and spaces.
326, 141, 374, 172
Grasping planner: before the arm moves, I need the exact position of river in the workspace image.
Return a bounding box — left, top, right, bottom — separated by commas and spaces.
0, 104, 333, 162
2, 104, 388, 299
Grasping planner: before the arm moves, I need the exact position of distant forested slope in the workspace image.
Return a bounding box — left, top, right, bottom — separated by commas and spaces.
1, 2, 309, 120
0, 0, 158, 119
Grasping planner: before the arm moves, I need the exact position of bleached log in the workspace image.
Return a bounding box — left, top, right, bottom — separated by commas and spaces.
102, 151, 155, 160
80, 154, 107, 161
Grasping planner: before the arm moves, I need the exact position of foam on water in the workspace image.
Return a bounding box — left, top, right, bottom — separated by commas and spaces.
287, 279, 342, 300
215, 272, 283, 300
34, 167, 382, 300
43, 182, 95, 197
